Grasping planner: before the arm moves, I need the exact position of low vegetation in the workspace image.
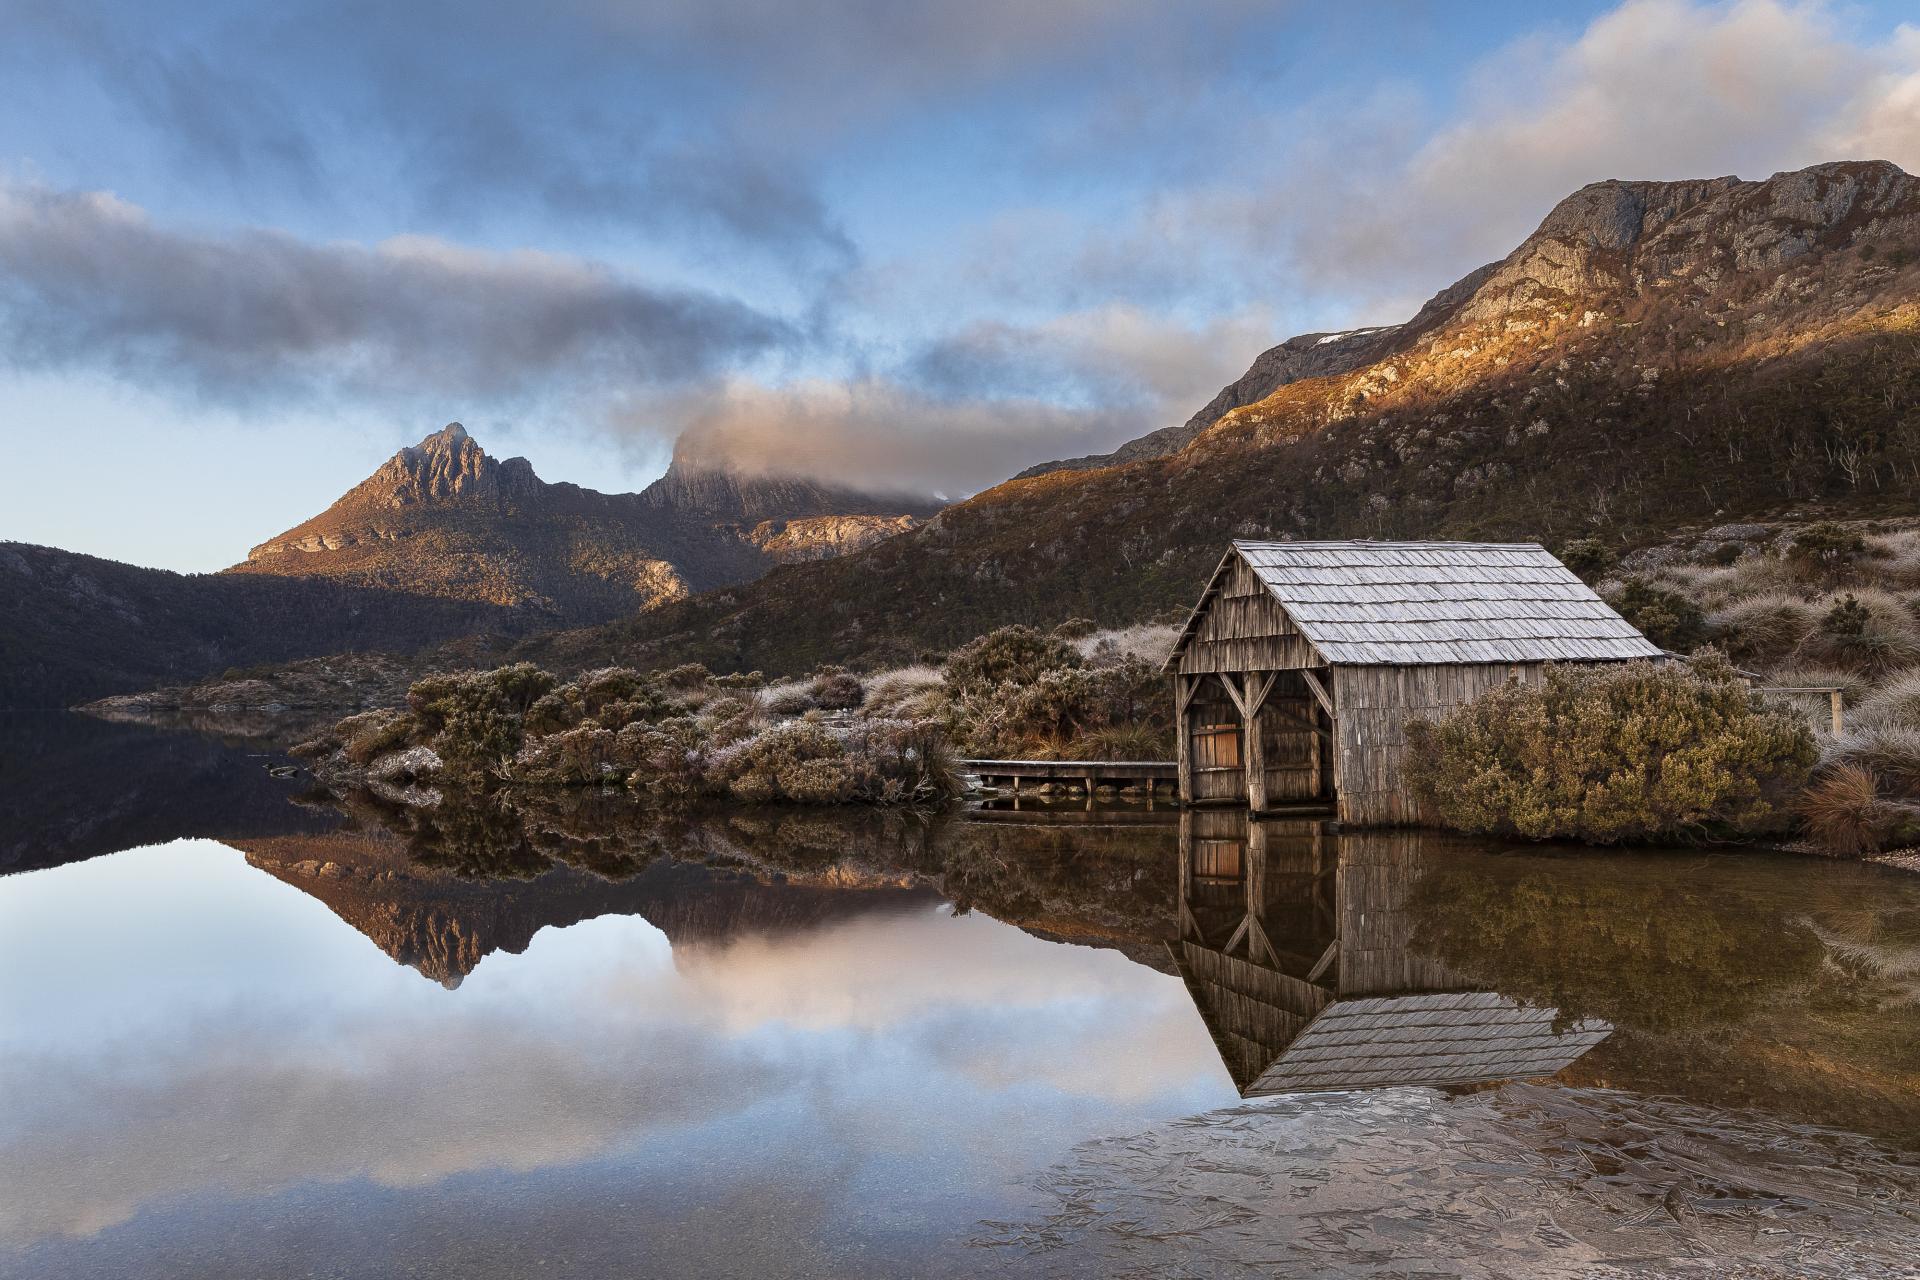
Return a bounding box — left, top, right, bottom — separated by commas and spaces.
1407, 655, 1816, 843
1605, 521, 1920, 854
295, 621, 1182, 809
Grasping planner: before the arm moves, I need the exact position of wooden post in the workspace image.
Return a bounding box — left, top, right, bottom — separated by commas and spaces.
1173, 674, 1195, 804
1831, 688, 1844, 735
1243, 675, 1268, 814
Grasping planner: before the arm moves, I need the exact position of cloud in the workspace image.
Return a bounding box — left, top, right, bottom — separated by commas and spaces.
890, 2, 1920, 327
0, 180, 794, 409
636, 304, 1278, 493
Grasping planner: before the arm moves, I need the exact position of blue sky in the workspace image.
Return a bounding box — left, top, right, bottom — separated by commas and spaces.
2, 0, 1918, 571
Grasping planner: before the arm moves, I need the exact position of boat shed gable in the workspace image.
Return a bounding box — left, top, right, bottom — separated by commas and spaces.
1168, 540, 1660, 671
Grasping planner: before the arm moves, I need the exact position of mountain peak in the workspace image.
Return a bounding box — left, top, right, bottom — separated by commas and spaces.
367, 423, 535, 508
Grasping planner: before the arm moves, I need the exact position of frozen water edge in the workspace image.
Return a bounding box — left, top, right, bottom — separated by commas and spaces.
973, 1082, 1920, 1279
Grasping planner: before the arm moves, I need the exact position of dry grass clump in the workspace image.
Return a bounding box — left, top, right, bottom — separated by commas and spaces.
1708, 592, 1820, 666
863, 664, 945, 718
1074, 623, 1181, 668
1822, 724, 1920, 794
1798, 764, 1897, 857
1799, 588, 1920, 674
1851, 668, 1920, 730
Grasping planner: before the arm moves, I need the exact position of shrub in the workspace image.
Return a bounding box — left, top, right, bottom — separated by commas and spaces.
1051, 617, 1099, 640
1799, 764, 1897, 857
1822, 593, 1870, 637
1608, 578, 1708, 652
1789, 521, 1867, 568
1406, 655, 1817, 843
807, 666, 866, 711
1556, 537, 1616, 583
1803, 589, 1920, 674
943, 625, 1081, 697
405, 665, 557, 774
340, 708, 417, 766
620, 718, 707, 798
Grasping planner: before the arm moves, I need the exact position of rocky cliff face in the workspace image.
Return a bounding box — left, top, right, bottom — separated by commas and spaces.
230, 422, 936, 625
1032, 161, 1920, 477
512, 160, 1920, 676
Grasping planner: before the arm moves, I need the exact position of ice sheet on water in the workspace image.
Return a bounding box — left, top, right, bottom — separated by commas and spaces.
973, 1083, 1920, 1279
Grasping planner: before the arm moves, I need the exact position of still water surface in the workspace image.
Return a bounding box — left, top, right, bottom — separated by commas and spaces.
2, 713, 1917, 1277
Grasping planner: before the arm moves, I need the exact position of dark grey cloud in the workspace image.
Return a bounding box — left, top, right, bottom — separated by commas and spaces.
0, 181, 794, 408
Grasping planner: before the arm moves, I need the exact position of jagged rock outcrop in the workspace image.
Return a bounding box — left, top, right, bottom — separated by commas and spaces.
1031, 160, 1920, 478
229, 422, 937, 625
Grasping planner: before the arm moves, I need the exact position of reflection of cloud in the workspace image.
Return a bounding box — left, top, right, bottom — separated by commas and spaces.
0, 1018, 779, 1245
0, 843, 1225, 1249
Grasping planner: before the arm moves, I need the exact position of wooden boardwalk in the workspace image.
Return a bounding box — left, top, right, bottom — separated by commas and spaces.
964, 759, 1178, 793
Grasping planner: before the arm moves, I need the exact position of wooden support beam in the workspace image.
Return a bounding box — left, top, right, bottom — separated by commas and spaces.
1173, 675, 1195, 804
1244, 670, 1278, 717
1306, 939, 1338, 984
1300, 668, 1335, 720
1832, 688, 1844, 735
1217, 671, 1251, 719
1244, 680, 1268, 813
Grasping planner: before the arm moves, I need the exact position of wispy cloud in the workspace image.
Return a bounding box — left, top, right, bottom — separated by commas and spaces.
0, 181, 794, 409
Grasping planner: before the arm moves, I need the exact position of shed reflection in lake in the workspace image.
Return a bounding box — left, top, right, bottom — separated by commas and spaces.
2, 715, 1918, 1277
1171, 811, 1611, 1095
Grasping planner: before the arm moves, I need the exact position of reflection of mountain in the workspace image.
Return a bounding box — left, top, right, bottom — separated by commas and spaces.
1171, 812, 1609, 1095
0, 711, 339, 875
236, 825, 942, 986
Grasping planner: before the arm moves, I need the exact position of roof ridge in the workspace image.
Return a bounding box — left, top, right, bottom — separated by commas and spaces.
1231, 538, 1547, 550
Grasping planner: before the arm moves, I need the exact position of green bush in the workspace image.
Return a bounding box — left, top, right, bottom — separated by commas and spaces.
1608, 578, 1708, 652
942, 624, 1081, 697
1406, 655, 1817, 843
405, 664, 557, 774
1556, 537, 1616, 583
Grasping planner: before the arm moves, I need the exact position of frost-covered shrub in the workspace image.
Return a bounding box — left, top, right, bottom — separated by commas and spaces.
807, 666, 866, 711
942, 625, 1081, 697
949, 655, 1170, 759
337, 708, 417, 765
1407, 655, 1816, 842
620, 718, 707, 799
406, 664, 557, 773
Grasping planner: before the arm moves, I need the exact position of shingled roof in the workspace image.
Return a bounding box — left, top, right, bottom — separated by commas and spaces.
1244, 992, 1613, 1095
1172, 540, 1661, 667
1172, 940, 1613, 1095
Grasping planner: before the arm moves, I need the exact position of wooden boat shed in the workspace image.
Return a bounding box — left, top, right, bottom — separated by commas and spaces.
1164, 540, 1661, 826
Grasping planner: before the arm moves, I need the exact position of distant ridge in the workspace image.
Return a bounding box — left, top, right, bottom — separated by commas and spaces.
228, 422, 939, 624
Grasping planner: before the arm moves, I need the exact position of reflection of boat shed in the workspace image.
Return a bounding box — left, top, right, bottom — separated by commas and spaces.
1173, 814, 1610, 1095
1164, 541, 1660, 825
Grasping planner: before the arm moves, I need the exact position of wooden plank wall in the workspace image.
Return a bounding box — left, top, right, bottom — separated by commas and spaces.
1332, 827, 1460, 996
1330, 663, 1545, 826
1261, 672, 1330, 803
1186, 678, 1246, 803
1176, 558, 1320, 675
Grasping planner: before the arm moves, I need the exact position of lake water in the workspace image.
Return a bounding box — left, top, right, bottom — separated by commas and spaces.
3, 713, 1918, 1278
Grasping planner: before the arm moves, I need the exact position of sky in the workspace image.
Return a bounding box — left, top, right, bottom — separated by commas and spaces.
2, 0, 1919, 572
